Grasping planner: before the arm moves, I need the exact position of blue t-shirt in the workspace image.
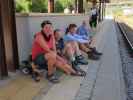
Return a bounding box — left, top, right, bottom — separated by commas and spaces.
63, 33, 88, 43
77, 25, 90, 40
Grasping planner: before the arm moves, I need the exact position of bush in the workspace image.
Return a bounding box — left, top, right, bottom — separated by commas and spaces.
16, 0, 32, 13
55, 1, 64, 13
55, 0, 74, 13
31, 0, 48, 13
15, 0, 74, 13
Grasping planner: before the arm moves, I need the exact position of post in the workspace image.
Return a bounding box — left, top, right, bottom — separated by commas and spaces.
103, 2, 106, 19
98, 0, 102, 21
0, 0, 19, 72
9, 0, 19, 69
102, 2, 104, 20
0, 2, 8, 78
75, 0, 78, 13
77, 0, 83, 13
48, 0, 54, 13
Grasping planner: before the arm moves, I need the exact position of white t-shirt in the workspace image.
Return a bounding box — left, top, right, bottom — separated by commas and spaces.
90, 8, 97, 16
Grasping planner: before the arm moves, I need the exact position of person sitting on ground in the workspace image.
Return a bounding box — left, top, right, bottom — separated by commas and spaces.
77, 21, 102, 56
54, 29, 86, 75
77, 20, 92, 41
64, 24, 101, 60
31, 20, 84, 83
54, 29, 88, 65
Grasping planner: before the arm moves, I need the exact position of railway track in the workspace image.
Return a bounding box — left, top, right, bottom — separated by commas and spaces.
117, 22, 133, 50
116, 20, 133, 100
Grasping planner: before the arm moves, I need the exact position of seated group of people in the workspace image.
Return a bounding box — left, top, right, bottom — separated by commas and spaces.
31, 20, 102, 83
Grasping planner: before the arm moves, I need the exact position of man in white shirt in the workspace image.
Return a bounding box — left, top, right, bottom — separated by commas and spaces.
89, 7, 98, 28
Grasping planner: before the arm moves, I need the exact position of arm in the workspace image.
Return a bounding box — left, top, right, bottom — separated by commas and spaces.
71, 34, 89, 43
64, 34, 88, 43
63, 34, 75, 41
51, 34, 57, 52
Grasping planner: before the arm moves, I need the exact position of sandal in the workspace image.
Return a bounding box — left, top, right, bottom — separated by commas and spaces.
71, 70, 86, 77
46, 74, 60, 83
78, 70, 86, 76
71, 66, 86, 77
32, 72, 41, 82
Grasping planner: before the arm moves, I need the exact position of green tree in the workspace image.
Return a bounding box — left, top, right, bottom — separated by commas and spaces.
58, 0, 74, 8
55, 0, 74, 12
16, 0, 32, 13
55, 0, 64, 13
31, 0, 48, 13
15, 0, 74, 13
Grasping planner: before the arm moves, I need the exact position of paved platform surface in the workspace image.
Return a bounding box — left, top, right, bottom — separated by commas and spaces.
91, 20, 126, 100
74, 20, 126, 100
0, 73, 51, 100
0, 20, 126, 100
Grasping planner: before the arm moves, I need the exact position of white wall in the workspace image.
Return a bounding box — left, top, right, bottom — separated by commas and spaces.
16, 16, 31, 62
16, 13, 89, 62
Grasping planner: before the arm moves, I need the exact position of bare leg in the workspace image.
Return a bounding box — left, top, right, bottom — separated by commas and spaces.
55, 55, 76, 75
45, 51, 56, 76
79, 43, 92, 53
31, 62, 41, 81
31, 62, 40, 74
71, 41, 81, 56
64, 42, 75, 61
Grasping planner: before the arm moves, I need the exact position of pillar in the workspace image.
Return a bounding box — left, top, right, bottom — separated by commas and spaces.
77, 0, 84, 13
0, 1, 8, 78
0, 0, 19, 73
48, 0, 54, 13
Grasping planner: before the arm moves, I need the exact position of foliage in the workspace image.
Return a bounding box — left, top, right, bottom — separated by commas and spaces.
16, 0, 32, 13
31, 0, 48, 13
15, 0, 74, 13
58, 0, 74, 8
55, 1, 64, 13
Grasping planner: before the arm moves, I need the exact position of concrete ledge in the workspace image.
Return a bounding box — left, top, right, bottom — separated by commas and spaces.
16, 13, 86, 17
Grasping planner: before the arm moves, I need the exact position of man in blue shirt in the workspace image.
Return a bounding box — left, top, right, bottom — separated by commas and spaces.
63, 33, 89, 43
77, 20, 92, 41
54, 29, 88, 65
77, 21, 102, 56
64, 24, 101, 60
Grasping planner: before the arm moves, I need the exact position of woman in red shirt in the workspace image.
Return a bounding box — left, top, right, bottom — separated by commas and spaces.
32, 20, 79, 83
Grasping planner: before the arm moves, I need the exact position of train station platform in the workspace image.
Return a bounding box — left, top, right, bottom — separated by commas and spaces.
0, 20, 127, 100
39, 20, 127, 100
90, 20, 127, 100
